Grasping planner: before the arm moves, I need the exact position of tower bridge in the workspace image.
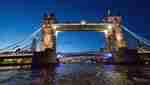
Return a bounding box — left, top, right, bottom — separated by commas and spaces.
0, 11, 150, 65
42, 13, 127, 53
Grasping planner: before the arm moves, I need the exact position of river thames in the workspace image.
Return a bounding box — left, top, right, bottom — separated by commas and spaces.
0, 64, 149, 85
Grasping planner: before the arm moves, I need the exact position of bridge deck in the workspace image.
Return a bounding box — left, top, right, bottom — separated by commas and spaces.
54, 23, 111, 31
0, 54, 32, 59
0, 63, 32, 66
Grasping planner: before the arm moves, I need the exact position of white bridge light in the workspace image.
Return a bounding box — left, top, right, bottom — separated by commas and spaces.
80, 20, 86, 25
52, 24, 59, 30
104, 30, 108, 35
107, 24, 113, 30
55, 31, 60, 36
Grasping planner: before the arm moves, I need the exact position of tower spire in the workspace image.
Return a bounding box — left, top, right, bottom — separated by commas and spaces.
43, 12, 48, 19
107, 8, 111, 16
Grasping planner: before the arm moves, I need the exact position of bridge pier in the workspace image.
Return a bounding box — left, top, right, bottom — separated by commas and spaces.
114, 48, 127, 63
32, 52, 42, 68
103, 11, 129, 64
41, 48, 57, 64
115, 48, 138, 64
32, 49, 57, 68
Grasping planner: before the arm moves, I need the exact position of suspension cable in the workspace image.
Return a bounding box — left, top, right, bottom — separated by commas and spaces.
122, 25, 150, 47
0, 25, 42, 52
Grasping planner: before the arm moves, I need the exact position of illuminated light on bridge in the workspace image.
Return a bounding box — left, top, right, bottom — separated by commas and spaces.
57, 54, 64, 58
103, 53, 113, 59
107, 24, 113, 30
0, 53, 33, 57
104, 30, 108, 36
80, 20, 86, 25
55, 31, 60, 36
52, 24, 60, 30
116, 33, 122, 42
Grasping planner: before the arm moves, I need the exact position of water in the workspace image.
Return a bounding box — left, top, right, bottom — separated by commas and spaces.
0, 64, 150, 85
0, 70, 32, 85
96, 65, 150, 85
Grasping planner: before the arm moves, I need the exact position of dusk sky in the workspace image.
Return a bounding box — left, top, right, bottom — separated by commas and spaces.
0, 0, 150, 52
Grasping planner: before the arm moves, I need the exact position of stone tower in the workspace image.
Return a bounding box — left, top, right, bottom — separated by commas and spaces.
42, 13, 57, 63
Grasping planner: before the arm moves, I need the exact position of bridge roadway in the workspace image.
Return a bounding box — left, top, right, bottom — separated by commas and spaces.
0, 53, 33, 59
0, 53, 32, 66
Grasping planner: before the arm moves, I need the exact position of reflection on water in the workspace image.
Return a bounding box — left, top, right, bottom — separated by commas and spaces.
0, 70, 32, 85
96, 65, 150, 85
32, 64, 96, 85
0, 64, 150, 85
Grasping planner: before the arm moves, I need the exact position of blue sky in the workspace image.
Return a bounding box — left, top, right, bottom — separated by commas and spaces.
56, 32, 106, 53
0, 0, 150, 52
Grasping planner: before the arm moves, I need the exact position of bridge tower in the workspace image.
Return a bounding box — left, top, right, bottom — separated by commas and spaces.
41, 12, 57, 63
104, 9, 127, 52
104, 9, 128, 63
42, 13, 56, 50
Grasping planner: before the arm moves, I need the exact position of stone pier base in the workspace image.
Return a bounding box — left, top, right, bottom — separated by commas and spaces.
115, 48, 138, 64
41, 48, 57, 64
